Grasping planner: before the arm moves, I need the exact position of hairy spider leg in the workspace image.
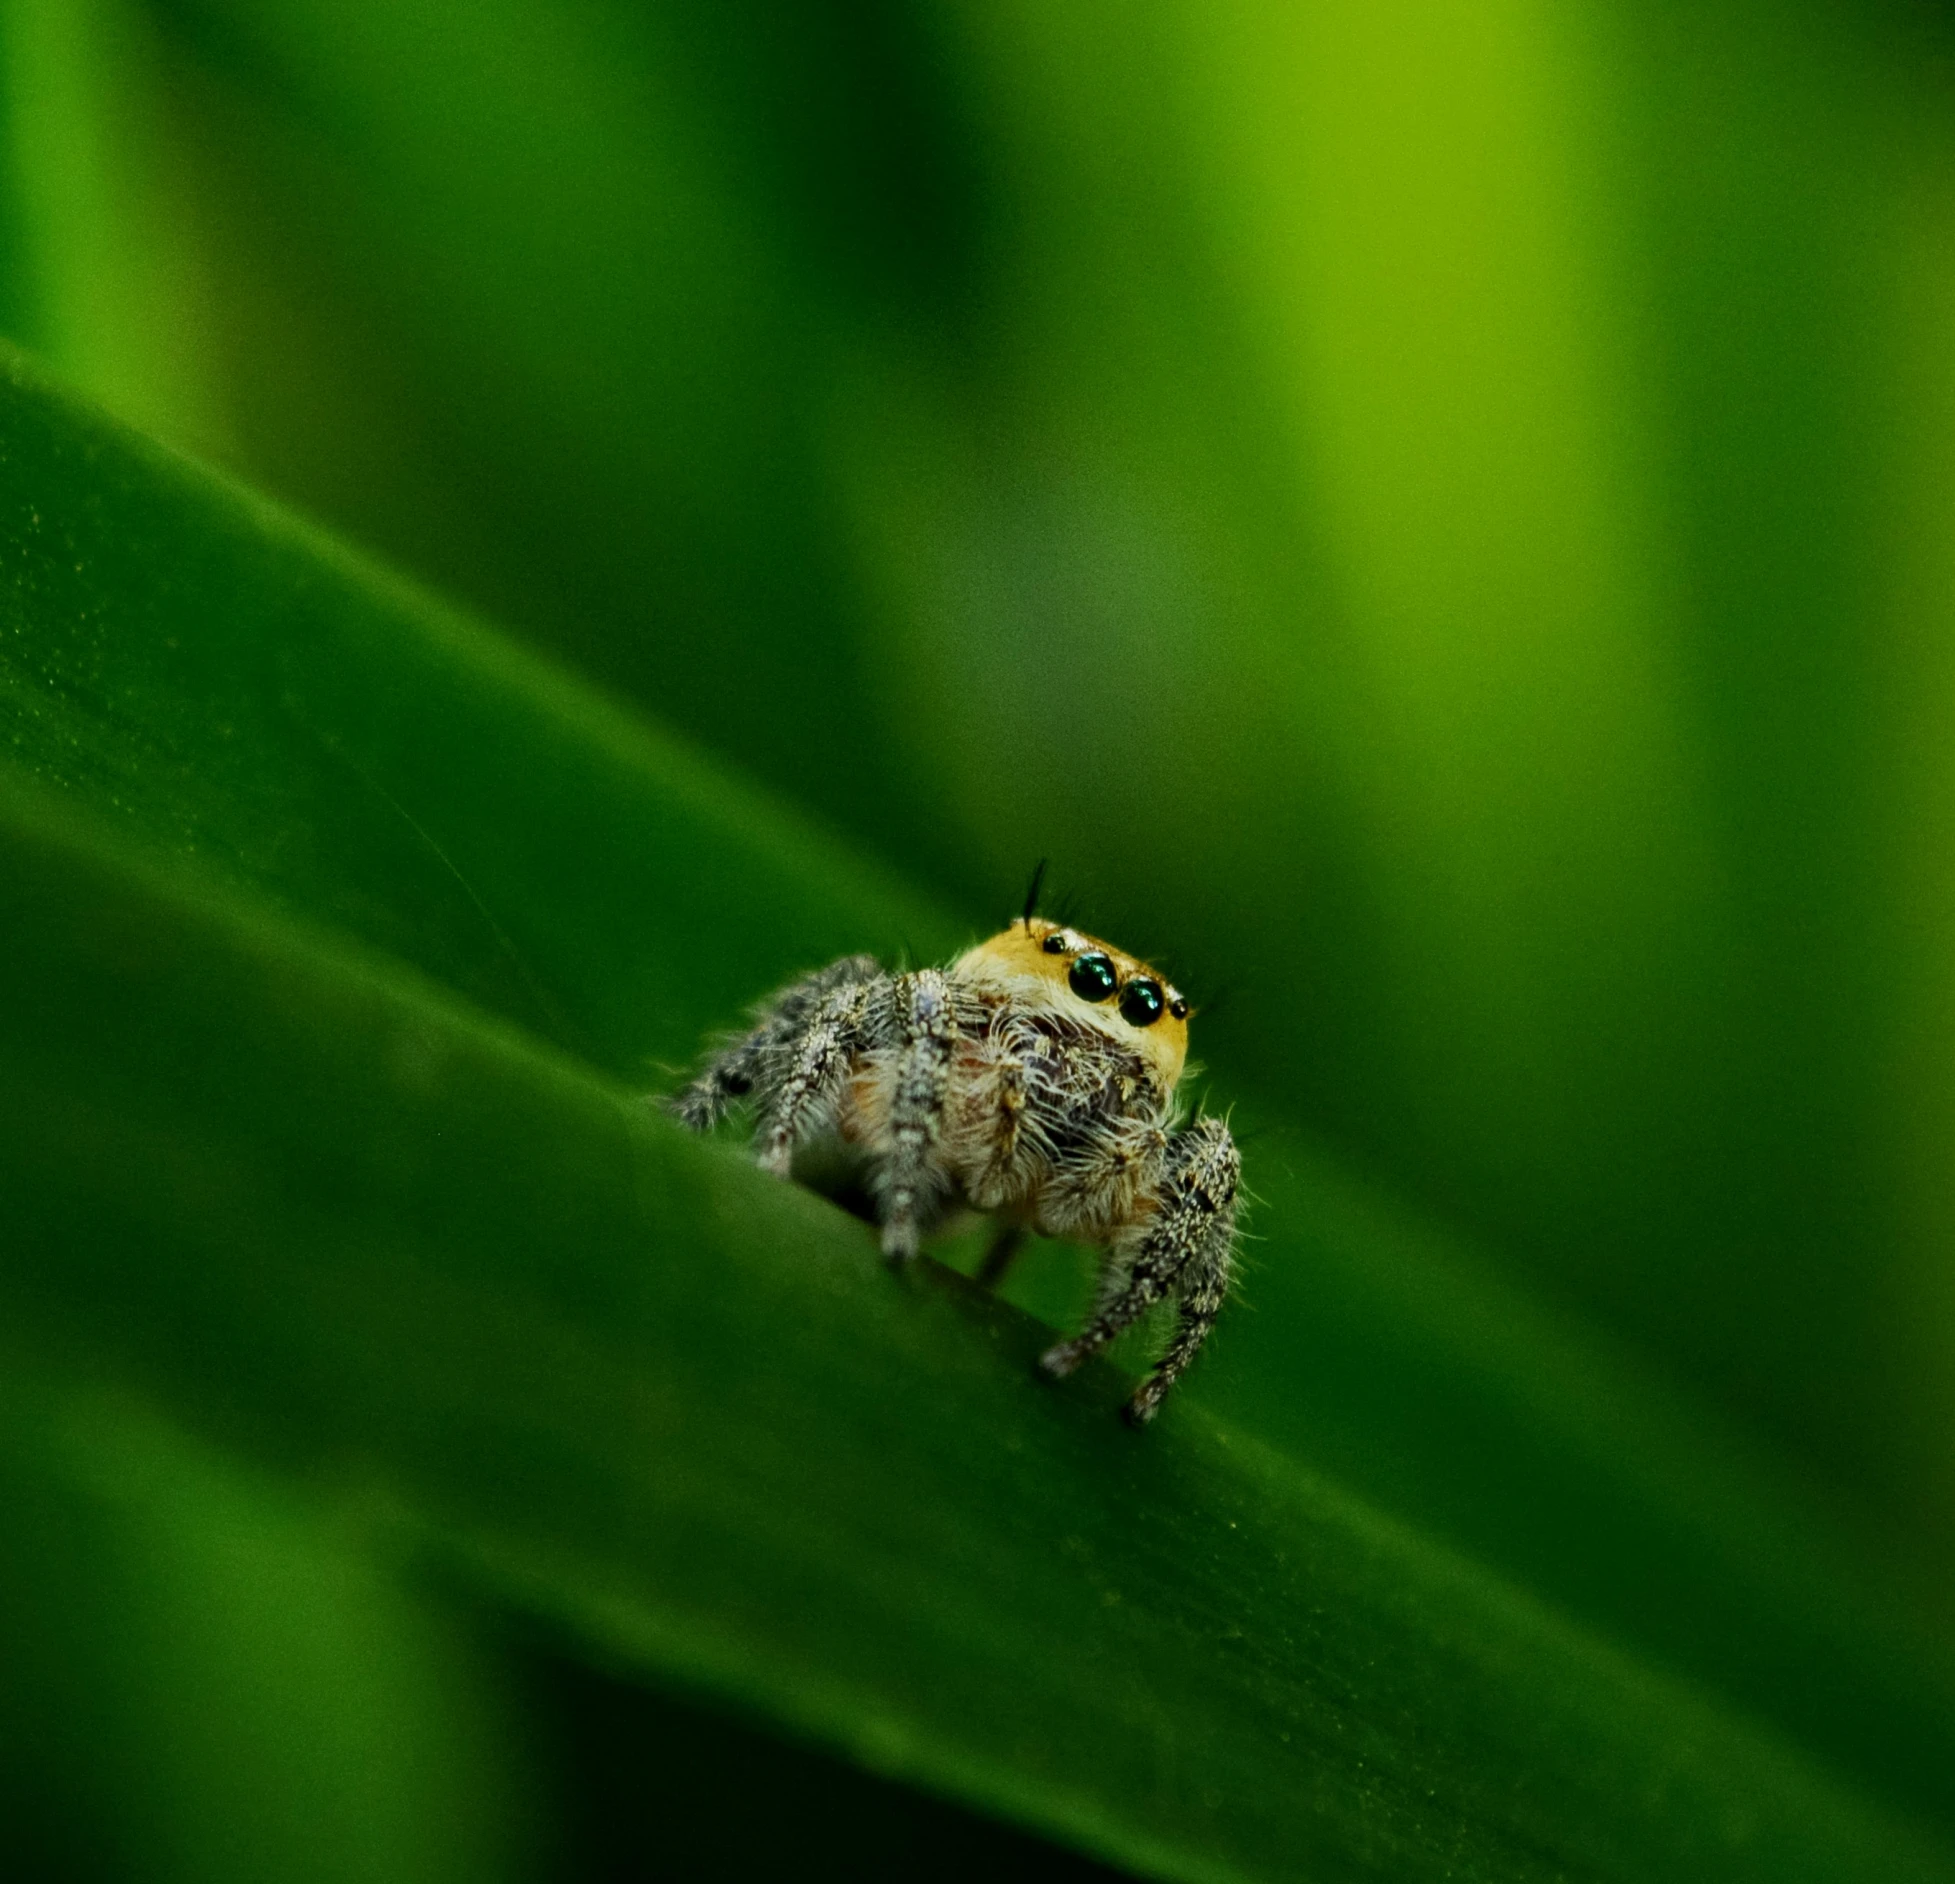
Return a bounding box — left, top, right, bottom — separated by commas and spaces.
1039, 1116, 1239, 1418
1121, 1118, 1240, 1422
874, 970, 958, 1263
666, 954, 879, 1132
755, 977, 881, 1176
1124, 1227, 1234, 1424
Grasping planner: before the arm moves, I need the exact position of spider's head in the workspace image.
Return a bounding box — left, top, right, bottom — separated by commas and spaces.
957, 919, 1192, 1087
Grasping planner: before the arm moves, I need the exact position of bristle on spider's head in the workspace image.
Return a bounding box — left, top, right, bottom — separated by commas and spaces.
1021, 858, 1049, 932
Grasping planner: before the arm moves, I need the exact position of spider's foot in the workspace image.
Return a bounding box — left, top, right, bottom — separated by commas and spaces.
664, 1091, 712, 1132
1038, 1339, 1083, 1380
755, 1136, 793, 1178
1122, 1382, 1166, 1427
880, 1221, 920, 1265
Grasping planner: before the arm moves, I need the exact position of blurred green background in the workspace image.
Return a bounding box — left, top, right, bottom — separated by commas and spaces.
12, 0, 1955, 1875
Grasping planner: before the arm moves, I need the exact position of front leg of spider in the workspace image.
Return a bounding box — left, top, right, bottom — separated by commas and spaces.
1041, 1116, 1240, 1425
665, 954, 880, 1135
873, 970, 959, 1264
1125, 1129, 1239, 1425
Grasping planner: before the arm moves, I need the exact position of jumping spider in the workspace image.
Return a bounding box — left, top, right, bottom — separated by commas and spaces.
667, 898, 1240, 1424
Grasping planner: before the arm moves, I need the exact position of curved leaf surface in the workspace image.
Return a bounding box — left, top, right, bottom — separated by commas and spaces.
4, 350, 1955, 1875
0, 800, 1948, 1883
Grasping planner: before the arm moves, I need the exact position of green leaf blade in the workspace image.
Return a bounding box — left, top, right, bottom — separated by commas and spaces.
8, 345, 1955, 1877
1, 796, 1951, 1884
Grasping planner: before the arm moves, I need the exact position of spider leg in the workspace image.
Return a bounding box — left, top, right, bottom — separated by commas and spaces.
666, 954, 879, 1131
1124, 1201, 1236, 1426
1040, 1116, 1239, 1422
874, 969, 959, 1264
753, 975, 881, 1176
975, 1223, 1028, 1290
1038, 1250, 1171, 1383
1122, 1117, 1239, 1423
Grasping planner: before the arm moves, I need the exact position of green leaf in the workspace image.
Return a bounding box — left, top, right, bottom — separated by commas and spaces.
4, 349, 1955, 1878
2, 796, 1948, 1884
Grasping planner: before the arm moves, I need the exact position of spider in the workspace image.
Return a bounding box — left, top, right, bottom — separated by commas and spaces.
665, 884, 1240, 1424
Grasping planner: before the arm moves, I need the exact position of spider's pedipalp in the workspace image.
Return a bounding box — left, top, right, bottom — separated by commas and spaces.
961, 1011, 1053, 1211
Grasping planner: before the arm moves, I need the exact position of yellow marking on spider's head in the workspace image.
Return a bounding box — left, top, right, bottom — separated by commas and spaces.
956, 918, 1191, 1089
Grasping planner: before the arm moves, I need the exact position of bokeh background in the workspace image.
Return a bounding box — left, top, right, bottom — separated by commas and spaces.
12, 0, 1955, 1874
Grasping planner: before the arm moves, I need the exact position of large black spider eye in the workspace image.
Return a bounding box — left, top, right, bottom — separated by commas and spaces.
1068, 951, 1119, 1003
1041, 931, 1068, 954
1119, 977, 1166, 1027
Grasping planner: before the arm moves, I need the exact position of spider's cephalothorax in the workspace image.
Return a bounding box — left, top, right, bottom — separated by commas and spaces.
666, 914, 1240, 1424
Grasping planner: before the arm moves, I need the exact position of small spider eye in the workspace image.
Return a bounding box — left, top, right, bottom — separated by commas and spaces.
1168, 995, 1190, 1021
1068, 952, 1119, 1003
1041, 931, 1068, 955
1119, 978, 1166, 1027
